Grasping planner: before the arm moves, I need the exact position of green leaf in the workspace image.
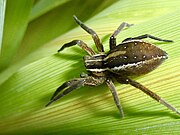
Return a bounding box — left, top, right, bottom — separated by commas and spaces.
0, 0, 6, 53
0, 0, 180, 134
0, 0, 116, 85
14, 0, 117, 63
0, 0, 33, 71
30, 0, 71, 21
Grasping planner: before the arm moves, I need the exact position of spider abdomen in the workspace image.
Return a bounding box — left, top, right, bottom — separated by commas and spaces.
106, 40, 168, 76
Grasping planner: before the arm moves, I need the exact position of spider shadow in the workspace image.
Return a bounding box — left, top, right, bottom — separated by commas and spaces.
54, 47, 84, 60
72, 79, 180, 119
66, 80, 178, 119
54, 48, 87, 75
123, 106, 180, 119
88, 97, 180, 119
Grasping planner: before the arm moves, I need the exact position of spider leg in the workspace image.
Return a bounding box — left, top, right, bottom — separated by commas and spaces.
45, 78, 85, 107
110, 22, 132, 50
73, 15, 104, 53
106, 79, 124, 117
49, 80, 81, 100
120, 77, 180, 116
58, 40, 95, 56
122, 34, 173, 42
46, 76, 106, 107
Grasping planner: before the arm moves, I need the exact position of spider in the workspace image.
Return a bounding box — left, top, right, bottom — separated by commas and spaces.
46, 15, 180, 117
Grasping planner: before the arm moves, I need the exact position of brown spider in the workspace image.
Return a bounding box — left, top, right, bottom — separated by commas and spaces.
46, 15, 180, 117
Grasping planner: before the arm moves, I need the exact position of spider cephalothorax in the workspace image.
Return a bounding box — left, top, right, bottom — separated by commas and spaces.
46, 15, 180, 117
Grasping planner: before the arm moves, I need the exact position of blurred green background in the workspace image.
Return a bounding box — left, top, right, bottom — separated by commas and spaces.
0, 0, 180, 134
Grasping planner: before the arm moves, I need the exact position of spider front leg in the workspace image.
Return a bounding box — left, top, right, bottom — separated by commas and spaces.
45, 78, 85, 107
73, 15, 104, 52
116, 76, 180, 116
122, 34, 173, 42
110, 22, 133, 50
46, 76, 106, 107
106, 79, 124, 117
58, 40, 95, 56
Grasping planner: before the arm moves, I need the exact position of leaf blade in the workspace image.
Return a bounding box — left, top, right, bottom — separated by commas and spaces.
0, 0, 180, 134
0, 0, 33, 71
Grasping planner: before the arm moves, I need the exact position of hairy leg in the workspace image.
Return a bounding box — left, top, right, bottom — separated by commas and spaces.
110, 22, 132, 49
122, 34, 173, 42
58, 40, 95, 56
106, 79, 124, 117
116, 76, 180, 116
46, 76, 106, 107
45, 78, 85, 107
73, 15, 104, 52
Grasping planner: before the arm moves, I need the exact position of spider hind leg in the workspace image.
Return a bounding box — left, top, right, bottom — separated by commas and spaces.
122, 34, 173, 42
110, 22, 132, 50
115, 76, 180, 116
